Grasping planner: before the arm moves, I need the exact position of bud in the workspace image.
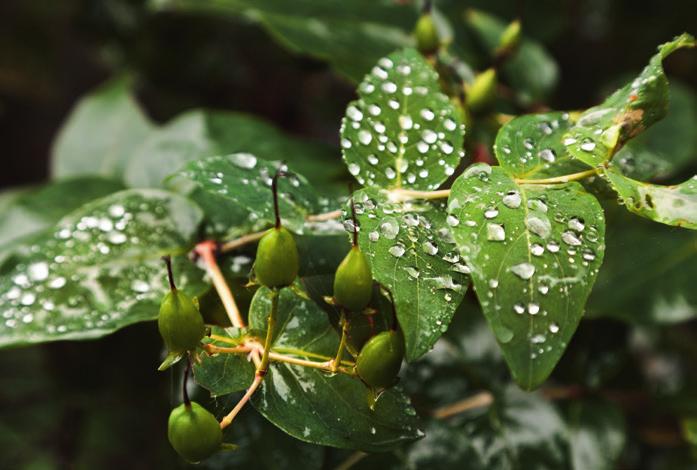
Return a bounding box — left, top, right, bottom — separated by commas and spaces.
414, 13, 440, 55
466, 68, 497, 112
497, 19, 522, 54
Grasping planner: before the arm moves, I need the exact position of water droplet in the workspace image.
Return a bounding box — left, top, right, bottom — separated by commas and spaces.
389, 244, 405, 257
513, 303, 525, 314
538, 148, 556, 163
502, 191, 522, 209
446, 215, 459, 227
487, 223, 506, 241
131, 280, 150, 293
399, 115, 413, 130
380, 218, 399, 239
368, 231, 380, 242
561, 231, 582, 246
568, 217, 585, 232
422, 129, 437, 144
381, 81, 398, 94
580, 140, 596, 152
530, 243, 545, 256
531, 333, 546, 343
510, 263, 535, 280
49, 277, 66, 289
348, 163, 360, 176
528, 303, 540, 315
420, 108, 435, 121
422, 241, 438, 256
489, 279, 499, 288
546, 241, 560, 253
405, 266, 420, 279
28, 262, 49, 282
484, 208, 499, 219
346, 105, 363, 122
526, 214, 551, 238
549, 322, 560, 333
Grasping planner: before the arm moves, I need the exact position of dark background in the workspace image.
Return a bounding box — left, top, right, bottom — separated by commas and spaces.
0, 0, 695, 468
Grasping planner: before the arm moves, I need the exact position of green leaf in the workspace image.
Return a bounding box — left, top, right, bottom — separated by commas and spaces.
0, 178, 125, 264
563, 34, 696, 167
124, 110, 342, 192
341, 48, 465, 191
589, 208, 697, 324
51, 76, 154, 180
194, 328, 255, 396
0, 189, 206, 348
166, 154, 320, 238
604, 167, 697, 229
566, 400, 626, 470
151, 0, 416, 83
464, 9, 559, 106
494, 112, 589, 178
351, 188, 469, 361
448, 164, 606, 389
403, 386, 570, 469
247, 287, 423, 452
611, 81, 697, 181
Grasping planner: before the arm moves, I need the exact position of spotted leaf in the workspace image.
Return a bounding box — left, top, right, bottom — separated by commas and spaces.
0, 189, 206, 348
448, 164, 605, 390
351, 188, 468, 361
603, 167, 697, 230
341, 48, 465, 191
563, 34, 696, 167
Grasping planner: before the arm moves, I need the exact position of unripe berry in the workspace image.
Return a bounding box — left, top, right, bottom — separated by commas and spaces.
168, 402, 222, 463
334, 246, 373, 312
254, 226, 299, 288
158, 290, 205, 354
356, 330, 404, 389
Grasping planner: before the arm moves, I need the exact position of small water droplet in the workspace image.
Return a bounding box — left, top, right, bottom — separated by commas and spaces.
510, 263, 535, 280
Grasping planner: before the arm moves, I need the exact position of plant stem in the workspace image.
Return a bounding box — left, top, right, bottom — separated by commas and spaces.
390, 188, 451, 201
162, 255, 177, 291
431, 391, 494, 418
306, 209, 343, 222
331, 310, 349, 372
334, 451, 368, 470
220, 230, 266, 253
195, 240, 245, 329
258, 289, 278, 376
182, 355, 192, 407
515, 168, 599, 185
219, 374, 263, 429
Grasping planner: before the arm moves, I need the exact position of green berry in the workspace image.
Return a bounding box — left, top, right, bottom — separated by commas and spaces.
254, 226, 299, 288
333, 246, 373, 311
168, 402, 222, 463
158, 290, 205, 354
356, 330, 404, 389
414, 13, 440, 55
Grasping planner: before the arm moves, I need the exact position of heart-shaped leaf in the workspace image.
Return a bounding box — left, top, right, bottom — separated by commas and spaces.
166, 154, 320, 237
351, 188, 469, 361
52, 77, 154, 180
341, 48, 465, 191
603, 167, 697, 229
448, 164, 605, 390
563, 34, 696, 167
248, 287, 423, 452
0, 189, 206, 348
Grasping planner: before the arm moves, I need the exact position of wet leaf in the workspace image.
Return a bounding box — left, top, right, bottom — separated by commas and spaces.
166, 153, 320, 237
51, 77, 154, 180
403, 386, 570, 469
351, 188, 469, 361
566, 400, 626, 470
0, 189, 206, 348
124, 110, 342, 192
247, 287, 423, 452
494, 112, 588, 178
563, 34, 696, 167
0, 178, 124, 260
194, 328, 255, 396
603, 167, 697, 229
151, 0, 416, 83
448, 164, 605, 389
341, 49, 465, 191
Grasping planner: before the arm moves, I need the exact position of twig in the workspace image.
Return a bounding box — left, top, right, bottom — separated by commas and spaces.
219, 374, 264, 429
515, 168, 599, 185
334, 451, 368, 470
431, 391, 494, 419
195, 240, 245, 329
220, 230, 266, 253
306, 209, 343, 222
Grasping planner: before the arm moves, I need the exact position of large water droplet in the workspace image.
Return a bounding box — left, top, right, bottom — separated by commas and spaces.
510, 263, 535, 280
